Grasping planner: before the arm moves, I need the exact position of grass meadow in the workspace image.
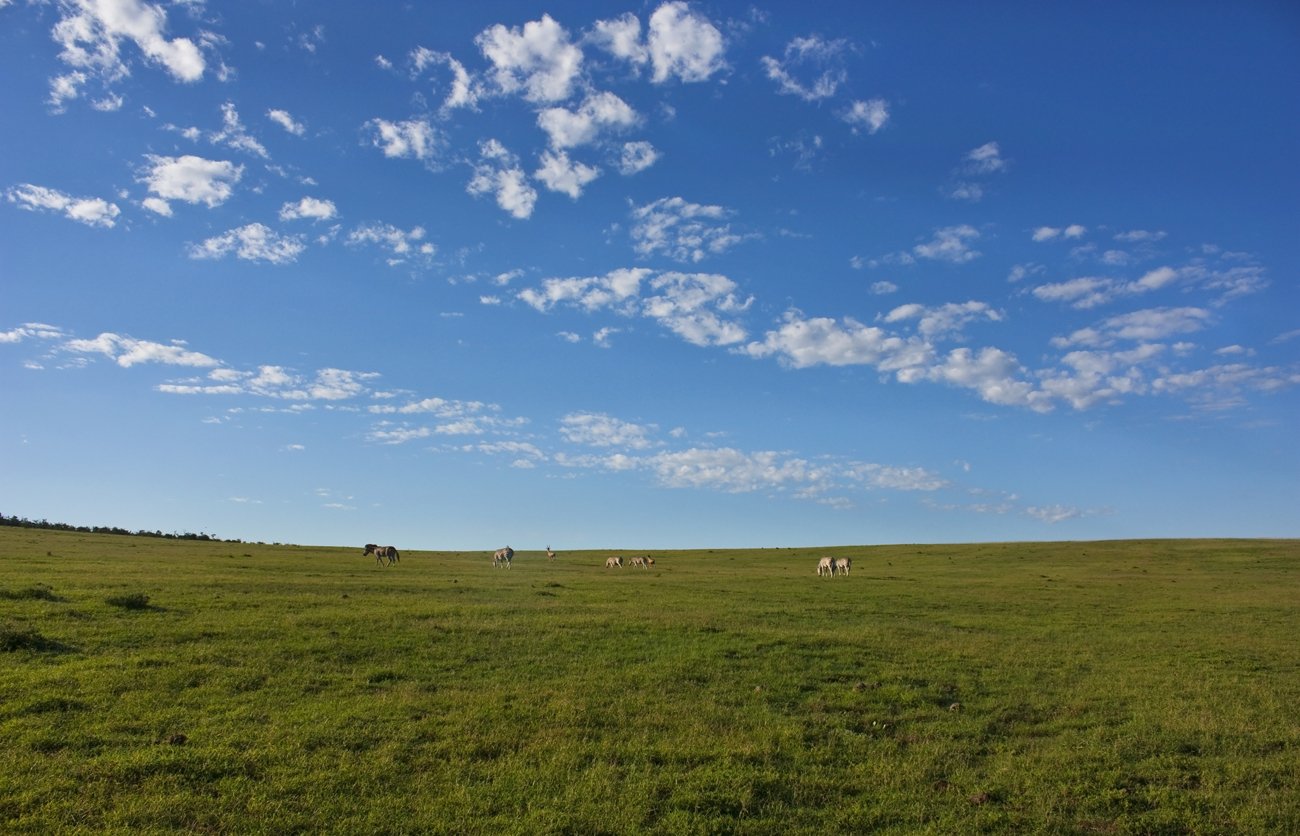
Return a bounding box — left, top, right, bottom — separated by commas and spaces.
2, 529, 1297, 834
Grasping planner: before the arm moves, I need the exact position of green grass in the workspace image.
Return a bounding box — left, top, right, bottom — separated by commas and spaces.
1, 531, 1297, 833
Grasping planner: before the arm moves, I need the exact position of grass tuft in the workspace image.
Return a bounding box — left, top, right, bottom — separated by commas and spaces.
105, 592, 152, 610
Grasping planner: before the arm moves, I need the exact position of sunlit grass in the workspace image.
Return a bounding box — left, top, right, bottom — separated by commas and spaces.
2, 531, 1297, 832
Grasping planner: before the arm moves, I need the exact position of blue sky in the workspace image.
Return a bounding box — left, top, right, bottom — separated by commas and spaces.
2, 1, 1297, 550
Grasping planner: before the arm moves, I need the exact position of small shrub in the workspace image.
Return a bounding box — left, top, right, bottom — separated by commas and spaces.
0, 585, 62, 601
106, 592, 152, 611
1, 625, 67, 652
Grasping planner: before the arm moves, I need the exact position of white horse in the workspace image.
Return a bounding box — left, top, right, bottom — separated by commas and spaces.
630, 555, 649, 569
546, 545, 556, 562
834, 557, 852, 576
817, 556, 834, 577
493, 546, 514, 569
363, 544, 399, 566
605, 556, 623, 568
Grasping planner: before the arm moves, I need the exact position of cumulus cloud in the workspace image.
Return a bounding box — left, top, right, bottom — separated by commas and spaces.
47, 0, 206, 110
346, 223, 435, 265
0, 323, 66, 344
6, 183, 121, 228
534, 150, 601, 199
1032, 224, 1087, 242
409, 47, 482, 111
64, 332, 220, 368
963, 141, 1007, 174
189, 223, 306, 264
587, 12, 648, 67
1052, 307, 1213, 349
883, 301, 1003, 339
762, 35, 848, 101
913, 225, 981, 263
561, 412, 657, 449
1031, 266, 1183, 310
517, 268, 750, 347
279, 197, 338, 222
475, 13, 582, 103
364, 117, 443, 163
467, 139, 537, 219
537, 91, 638, 149
210, 102, 268, 158
267, 108, 305, 136
742, 310, 932, 371
630, 196, 750, 262
618, 141, 660, 174
841, 98, 889, 134
138, 154, 242, 211
647, 1, 726, 83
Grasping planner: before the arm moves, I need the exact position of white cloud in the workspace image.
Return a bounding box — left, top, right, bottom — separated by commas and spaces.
141, 196, 172, 216
279, 197, 338, 222
1032, 224, 1087, 242
762, 35, 848, 102
467, 139, 537, 219
518, 267, 651, 313
475, 13, 582, 103
630, 196, 748, 262
537, 91, 639, 149
211, 102, 268, 158
6, 183, 121, 228
346, 223, 435, 265
64, 333, 220, 368
743, 310, 931, 371
587, 12, 648, 67
1031, 266, 1183, 310
0, 323, 66, 344
1052, 307, 1213, 349
647, 1, 726, 83
643, 271, 751, 347
189, 223, 306, 264
964, 142, 1007, 174
517, 268, 749, 348
1114, 229, 1166, 243
841, 98, 889, 135
139, 154, 242, 209
534, 150, 601, 199
883, 301, 1003, 339
618, 141, 660, 175
925, 346, 1050, 411
267, 108, 305, 136
409, 47, 482, 111
48, 0, 205, 110
560, 412, 656, 449
913, 225, 981, 263
364, 118, 442, 163
946, 181, 983, 202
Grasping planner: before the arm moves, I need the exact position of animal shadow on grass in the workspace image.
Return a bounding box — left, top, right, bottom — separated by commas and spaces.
105, 592, 162, 612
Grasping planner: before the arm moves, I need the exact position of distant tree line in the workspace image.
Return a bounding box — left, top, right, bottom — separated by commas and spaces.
0, 513, 233, 542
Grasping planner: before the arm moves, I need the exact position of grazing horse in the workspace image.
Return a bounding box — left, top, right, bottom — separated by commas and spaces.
605, 556, 623, 568
817, 556, 834, 577
834, 557, 852, 576
493, 546, 514, 569
364, 544, 400, 566
630, 555, 649, 569
546, 545, 556, 562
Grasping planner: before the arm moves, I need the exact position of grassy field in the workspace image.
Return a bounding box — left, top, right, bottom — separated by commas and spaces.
2, 530, 1297, 834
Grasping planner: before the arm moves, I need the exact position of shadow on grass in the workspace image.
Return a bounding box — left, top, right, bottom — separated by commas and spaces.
0, 585, 66, 602
105, 593, 162, 612
0, 624, 76, 654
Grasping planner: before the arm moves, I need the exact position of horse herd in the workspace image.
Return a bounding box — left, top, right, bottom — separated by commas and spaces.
363, 544, 853, 578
